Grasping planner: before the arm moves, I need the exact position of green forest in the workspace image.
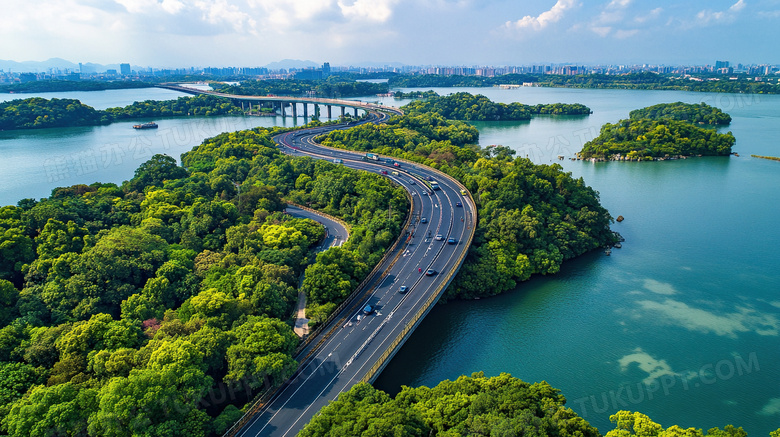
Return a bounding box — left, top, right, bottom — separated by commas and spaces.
214, 78, 388, 98
320, 104, 615, 299
628, 102, 732, 125
0, 125, 407, 436
402, 92, 591, 121
579, 102, 736, 160
0, 80, 153, 94
0, 95, 244, 130
387, 72, 780, 94
298, 373, 772, 437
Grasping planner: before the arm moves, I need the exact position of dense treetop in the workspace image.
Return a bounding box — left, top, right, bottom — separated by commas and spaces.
0, 97, 112, 129
299, 376, 776, 437
629, 102, 731, 125
580, 102, 736, 160
0, 123, 407, 436
321, 102, 615, 299
0, 95, 244, 130
299, 372, 601, 437
402, 92, 591, 121
0, 80, 153, 94
579, 119, 735, 159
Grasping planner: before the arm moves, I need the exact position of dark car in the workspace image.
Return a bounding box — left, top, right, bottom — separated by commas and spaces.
421, 217, 428, 223
456, 201, 462, 207
425, 269, 436, 276
380, 170, 388, 175
399, 285, 408, 294
447, 238, 457, 244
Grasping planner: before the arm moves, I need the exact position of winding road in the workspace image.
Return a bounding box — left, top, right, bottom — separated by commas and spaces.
230, 109, 476, 437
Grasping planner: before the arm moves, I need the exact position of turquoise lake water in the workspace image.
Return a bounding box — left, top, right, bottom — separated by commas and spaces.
2, 86, 778, 435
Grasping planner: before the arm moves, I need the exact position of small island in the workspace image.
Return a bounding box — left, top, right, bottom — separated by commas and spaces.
402, 91, 591, 121
579, 102, 735, 160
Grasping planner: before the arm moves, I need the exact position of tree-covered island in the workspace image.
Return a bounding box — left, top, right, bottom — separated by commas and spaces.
579, 102, 736, 160
402, 92, 591, 121
0, 95, 244, 130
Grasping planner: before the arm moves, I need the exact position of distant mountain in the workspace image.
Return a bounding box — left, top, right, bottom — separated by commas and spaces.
264, 59, 319, 71
0, 58, 131, 73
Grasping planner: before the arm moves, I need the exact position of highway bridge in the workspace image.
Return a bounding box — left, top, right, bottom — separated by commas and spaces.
156, 83, 393, 120
225, 106, 476, 436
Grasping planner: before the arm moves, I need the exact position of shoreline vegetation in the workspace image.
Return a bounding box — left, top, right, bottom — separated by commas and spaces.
579, 102, 736, 160
0, 95, 244, 130
387, 72, 780, 94
0, 93, 617, 435
751, 154, 780, 162
298, 372, 774, 437
401, 91, 591, 120
319, 93, 615, 300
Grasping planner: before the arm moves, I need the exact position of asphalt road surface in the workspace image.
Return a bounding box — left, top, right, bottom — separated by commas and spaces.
234, 110, 475, 437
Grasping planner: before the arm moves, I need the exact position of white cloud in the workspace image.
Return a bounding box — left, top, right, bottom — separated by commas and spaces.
696, 0, 746, 25
505, 0, 578, 31
338, 0, 399, 22
589, 0, 640, 38
635, 7, 662, 23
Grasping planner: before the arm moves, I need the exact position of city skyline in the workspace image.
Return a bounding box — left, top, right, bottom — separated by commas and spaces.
2, 0, 779, 68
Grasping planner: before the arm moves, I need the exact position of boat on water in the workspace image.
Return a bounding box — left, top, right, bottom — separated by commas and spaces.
133, 122, 158, 129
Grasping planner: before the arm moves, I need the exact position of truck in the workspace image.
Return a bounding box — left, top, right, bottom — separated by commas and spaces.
365, 153, 380, 161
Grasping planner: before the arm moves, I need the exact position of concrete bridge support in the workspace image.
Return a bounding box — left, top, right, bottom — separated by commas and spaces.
303, 103, 308, 118
327, 105, 332, 119
354, 107, 358, 117
340, 106, 345, 117
291, 102, 297, 118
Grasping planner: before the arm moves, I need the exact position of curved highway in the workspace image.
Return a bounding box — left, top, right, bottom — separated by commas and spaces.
231, 110, 476, 437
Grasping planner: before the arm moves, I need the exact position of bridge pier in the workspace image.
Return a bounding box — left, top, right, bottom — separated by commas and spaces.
327, 105, 332, 119
354, 107, 358, 117
340, 106, 345, 117
292, 102, 297, 118
303, 103, 308, 118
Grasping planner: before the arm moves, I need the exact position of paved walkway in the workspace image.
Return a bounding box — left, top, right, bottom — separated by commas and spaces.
285, 205, 349, 337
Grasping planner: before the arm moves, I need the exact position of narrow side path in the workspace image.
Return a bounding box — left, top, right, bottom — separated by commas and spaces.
285, 204, 350, 337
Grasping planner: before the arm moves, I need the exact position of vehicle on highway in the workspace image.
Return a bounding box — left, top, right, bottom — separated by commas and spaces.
456, 201, 462, 207
435, 234, 443, 241
422, 191, 428, 196
460, 189, 467, 195
421, 217, 428, 223
399, 285, 408, 294
363, 305, 374, 315
333, 158, 343, 164
391, 171, 399, 176
425, 269, 436, 276
410, 180, 416, 185
430, 182, 440, 190
393, 162, 401, 167
380, 170, 388, 175
447, 237, 457, 244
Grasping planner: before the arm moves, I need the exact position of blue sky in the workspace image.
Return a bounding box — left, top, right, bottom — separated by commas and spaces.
1, 0, 777, 68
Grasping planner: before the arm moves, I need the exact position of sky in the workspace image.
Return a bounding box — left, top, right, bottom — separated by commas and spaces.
1, 0, 778, 68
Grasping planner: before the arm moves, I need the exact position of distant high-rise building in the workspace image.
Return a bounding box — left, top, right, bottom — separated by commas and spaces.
79, 63, 83, 73
322, 62, 330, 77
715, 60, 730, 70
120, 63, 131, 75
